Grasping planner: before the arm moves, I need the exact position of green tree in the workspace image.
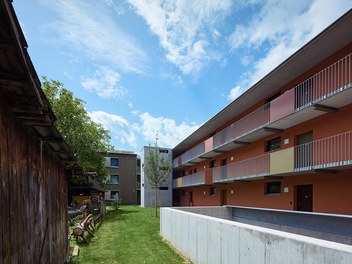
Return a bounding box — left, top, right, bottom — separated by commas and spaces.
144, 134, 171, 217
42, 77, 112, 184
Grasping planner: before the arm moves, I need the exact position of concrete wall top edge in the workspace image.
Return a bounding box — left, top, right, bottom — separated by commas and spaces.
161, 207, 352, 252
227, 205, 352, 219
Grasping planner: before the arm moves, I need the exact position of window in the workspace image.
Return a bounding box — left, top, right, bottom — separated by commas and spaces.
209, 160, 216, 168
159, 149, 169, 153
193, 168, 197, 173
209, 187, 216, 196
266, 137, 281, 152
159, 187, 169, 190
110, 191, 118, 199
221, 159, 227, 166
265, 182, 281, 194
189, 170, 193, 175
110, 175, 119, 184
110, 158, 119, 167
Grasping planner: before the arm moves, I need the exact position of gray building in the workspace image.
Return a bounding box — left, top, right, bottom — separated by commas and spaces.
140, 146, 173, 207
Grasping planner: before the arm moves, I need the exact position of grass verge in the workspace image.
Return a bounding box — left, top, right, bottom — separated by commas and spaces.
70, 205, 189, 264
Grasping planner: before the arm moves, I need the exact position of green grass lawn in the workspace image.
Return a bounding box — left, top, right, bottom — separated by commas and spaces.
70, 205, 189, 264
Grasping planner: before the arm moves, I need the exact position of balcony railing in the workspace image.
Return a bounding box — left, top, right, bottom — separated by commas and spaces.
295, 131, 352, 171
181, 141, 205, 164
173, 178, 181, 188
212, 154, 270, 183
173, 156, 182, 168
213, 105, 271, 149
173, 171, 206, 188
295, 53, 352, 110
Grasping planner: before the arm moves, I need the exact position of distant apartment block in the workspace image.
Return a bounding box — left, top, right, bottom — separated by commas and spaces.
171, 9, 352, 215
91, 150, 138, 204
140, 146, 173, 207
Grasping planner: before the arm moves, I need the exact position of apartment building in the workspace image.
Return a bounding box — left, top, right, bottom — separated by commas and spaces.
91, 150, 138, 204
172, 10, 352, 215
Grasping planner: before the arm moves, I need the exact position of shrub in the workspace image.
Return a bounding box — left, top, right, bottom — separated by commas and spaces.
112, 198, 122, 210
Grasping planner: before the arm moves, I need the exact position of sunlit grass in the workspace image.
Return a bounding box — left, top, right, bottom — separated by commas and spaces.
70, 205, 189, 264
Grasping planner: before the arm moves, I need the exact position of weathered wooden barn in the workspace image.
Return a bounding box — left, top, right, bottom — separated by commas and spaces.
0, 1, 82, 263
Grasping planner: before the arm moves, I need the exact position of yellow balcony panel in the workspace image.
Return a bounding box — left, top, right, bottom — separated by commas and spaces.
178, 177, 182, 188
270, 147, 294, 174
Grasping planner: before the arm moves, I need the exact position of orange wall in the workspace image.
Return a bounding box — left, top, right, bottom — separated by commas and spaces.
177, 170, 352, 215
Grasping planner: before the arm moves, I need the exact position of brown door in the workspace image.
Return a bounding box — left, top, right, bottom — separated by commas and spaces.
189, 191, 193, 206
220, 189, 227, 206
296, 184, 313, 212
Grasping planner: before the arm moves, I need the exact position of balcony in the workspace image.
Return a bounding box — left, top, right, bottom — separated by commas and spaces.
173, 171, 208, 188
172, 132, 352, 186
210, 131, 352, 183
212, 154, 270, 183
173, 53, 352, 168
295, 131, 352, 172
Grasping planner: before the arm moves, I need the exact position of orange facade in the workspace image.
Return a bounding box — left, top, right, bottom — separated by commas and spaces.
172, 18, 352, 215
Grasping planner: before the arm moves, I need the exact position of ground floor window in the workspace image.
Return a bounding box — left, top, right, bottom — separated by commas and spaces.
265, 181, 281, 194
209, 187, 216, 196
111, 191, 119, 199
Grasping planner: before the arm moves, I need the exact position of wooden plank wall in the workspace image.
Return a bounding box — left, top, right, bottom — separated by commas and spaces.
0, 95, 69, 263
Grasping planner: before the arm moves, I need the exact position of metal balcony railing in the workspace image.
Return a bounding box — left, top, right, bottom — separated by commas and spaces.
173, 171, 206, 188
295, 131, 352, 171
295, 53, 352, 110
172, 157, 180, 168
181, 141, 205, 164
182, 171, 206, 187
212, 154, 270, 183
213, 105, 271, 149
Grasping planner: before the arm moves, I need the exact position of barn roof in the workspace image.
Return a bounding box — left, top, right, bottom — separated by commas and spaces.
0, 0, 83, 174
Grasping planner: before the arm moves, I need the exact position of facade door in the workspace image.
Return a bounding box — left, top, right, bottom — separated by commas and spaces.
221, 159, 227, 180
296, 132, 313, 168
220, 189, 227, 206
296, 184, 313, 212
189, 191, 193, 206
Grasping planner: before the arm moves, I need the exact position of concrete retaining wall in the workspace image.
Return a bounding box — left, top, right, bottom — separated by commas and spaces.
160, 207, 352, 264
176, 206, 232, 220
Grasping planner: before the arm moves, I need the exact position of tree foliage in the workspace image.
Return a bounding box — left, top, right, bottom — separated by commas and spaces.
42, 77, 112, 184
144, 135, 171, 217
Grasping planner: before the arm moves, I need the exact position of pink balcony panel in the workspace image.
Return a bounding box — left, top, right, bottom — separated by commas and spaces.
270, 89, 294, 123
204, 137, 214, 153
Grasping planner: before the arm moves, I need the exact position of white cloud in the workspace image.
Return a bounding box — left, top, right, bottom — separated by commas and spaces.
132, 112, 200, 148
227, 85, 244, 101
89, 111, 137, 149
81, 66, 126, 99
39, 0, 146, 73
128, 0, 232, 75
228, 0, 352, 96
89, 110, 200, 151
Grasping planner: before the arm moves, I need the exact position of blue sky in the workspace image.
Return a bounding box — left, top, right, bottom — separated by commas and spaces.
14, 0, 352, 153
